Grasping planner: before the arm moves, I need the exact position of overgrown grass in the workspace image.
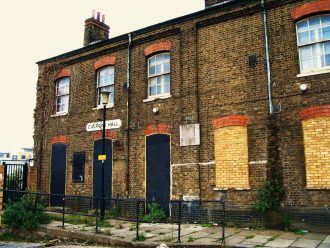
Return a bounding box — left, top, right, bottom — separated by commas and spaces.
50, 213, 95, 226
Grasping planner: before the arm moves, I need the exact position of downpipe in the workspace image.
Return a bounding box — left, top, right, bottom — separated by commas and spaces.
261, 0, 274, 115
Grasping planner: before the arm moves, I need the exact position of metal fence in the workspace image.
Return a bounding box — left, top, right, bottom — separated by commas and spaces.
1, 189, 226, 243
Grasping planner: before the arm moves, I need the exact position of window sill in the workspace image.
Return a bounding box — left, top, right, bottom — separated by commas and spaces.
143, 95, 171, 103
51, 112, 68, 117
93, 104, 114, 110
213, 187, 250, 191
297, 69, 330, 77
306, 187, 330, 190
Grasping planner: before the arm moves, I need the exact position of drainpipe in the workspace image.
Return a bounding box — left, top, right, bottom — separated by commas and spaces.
194, 25, 202, 202
261, 0, 274, 115
125, 33, 132, 197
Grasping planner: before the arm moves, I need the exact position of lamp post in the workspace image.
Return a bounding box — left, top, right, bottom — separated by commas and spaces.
100, 90, 109, 219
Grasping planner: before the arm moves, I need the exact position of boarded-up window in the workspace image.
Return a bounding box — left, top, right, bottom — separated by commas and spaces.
213, 116, 249, 189
72, 152, 85, 183
301, 105, 330, 189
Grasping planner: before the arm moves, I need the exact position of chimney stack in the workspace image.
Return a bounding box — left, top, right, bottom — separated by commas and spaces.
83, 11, 110, 46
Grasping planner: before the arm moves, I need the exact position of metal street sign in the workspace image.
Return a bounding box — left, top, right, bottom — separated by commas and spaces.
98, 155, 107, 161
86, 119, 122, 132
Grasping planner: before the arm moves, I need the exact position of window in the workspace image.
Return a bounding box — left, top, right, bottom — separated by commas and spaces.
297, 15, 330, 73
72, 152, 85, 183
97, 66, 114, 107
56, 77, 70, 113
21, 155, 26, 160
147, 53, 170, 98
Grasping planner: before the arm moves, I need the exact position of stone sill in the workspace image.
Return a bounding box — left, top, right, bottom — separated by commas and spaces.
92, 104, 114, 110
306, 187, 330, 190
143, 95, 171, 102
51, 112, 68, 117
297, 69, 330, 77
213, 187, 251, 191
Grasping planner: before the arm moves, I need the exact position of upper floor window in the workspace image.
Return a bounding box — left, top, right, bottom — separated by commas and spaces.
97, 66, 114, 107
147, 53, 170, 98
297, 15, 330, 73
56, 77, 70, 113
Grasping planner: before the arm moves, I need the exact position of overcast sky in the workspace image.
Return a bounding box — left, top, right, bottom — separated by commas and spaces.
0, 0, 204, 154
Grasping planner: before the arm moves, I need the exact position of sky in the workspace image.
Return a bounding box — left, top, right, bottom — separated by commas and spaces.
0, 0, 204, 155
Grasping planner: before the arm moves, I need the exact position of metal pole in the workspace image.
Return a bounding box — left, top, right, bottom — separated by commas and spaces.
101, 104, 106, 219
62, 195, 65, 229
222, 199, 226, 244
136, 200, 140, 241
96, 198, 99, 233
177, 201, 182, 243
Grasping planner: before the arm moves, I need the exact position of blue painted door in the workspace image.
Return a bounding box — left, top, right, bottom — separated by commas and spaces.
146, 134, 170, 213
93, 139, 112, 202
50, 144, 67, 206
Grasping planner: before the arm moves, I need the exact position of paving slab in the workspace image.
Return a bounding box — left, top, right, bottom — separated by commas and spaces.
237, 229, 260, 237
182, 231, 210, 239
323, 236, 330, 244
225, 235, 247, 246
148, 233, 177, 243
259, 229, 284, 236
246, 235, 273, 244
318, 244, 330, 248
232, 244, 256, 248
291, 238, 322, 248
304, 232, 328, 240
208, 232, 225, 239
192, 237, 220, 244
265, 238, 295, 247
278, 232, 303, 240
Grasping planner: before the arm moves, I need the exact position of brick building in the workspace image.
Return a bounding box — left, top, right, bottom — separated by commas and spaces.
34, 0, 330, 230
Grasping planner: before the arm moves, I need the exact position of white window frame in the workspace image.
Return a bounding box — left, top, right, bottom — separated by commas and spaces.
55, 77, 70, 114
147, 53, 170, 99
97, 66, 115, 108
296, 15, 330, 75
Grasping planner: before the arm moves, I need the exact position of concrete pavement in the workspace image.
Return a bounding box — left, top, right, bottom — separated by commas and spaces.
35, 220, 330, 247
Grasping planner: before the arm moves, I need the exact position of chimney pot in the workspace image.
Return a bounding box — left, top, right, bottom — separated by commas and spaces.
102, 14, 105, 23
97, 12, 100, 21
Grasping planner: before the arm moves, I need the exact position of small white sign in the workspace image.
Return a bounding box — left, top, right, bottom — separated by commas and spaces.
180, 124, 200, 146
86, 119, 122, 132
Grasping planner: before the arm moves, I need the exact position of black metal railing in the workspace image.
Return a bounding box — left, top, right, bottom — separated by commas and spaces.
1, 189, 226, 244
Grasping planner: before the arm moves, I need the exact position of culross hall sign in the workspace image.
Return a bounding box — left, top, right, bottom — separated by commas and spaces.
86, 119, 122, 132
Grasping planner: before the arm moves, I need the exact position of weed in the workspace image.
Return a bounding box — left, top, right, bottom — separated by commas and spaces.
160, 235, 175, 243
253, 172, 285, 213
103, 228, 112, 235
188, 235, 194, 242
116, 223, 123, 229
129, 225, 136, 231
105, 204, 122, 218
133, 232, 147, 241
142, 202, 166, 223
246, 235, 255, 239
267, 236, 277, 242
2, 195, 51, 231
248, 223, 265, 230
98, 221, 113, 228
234, 222, 242, 228
200, 223, 213, 228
